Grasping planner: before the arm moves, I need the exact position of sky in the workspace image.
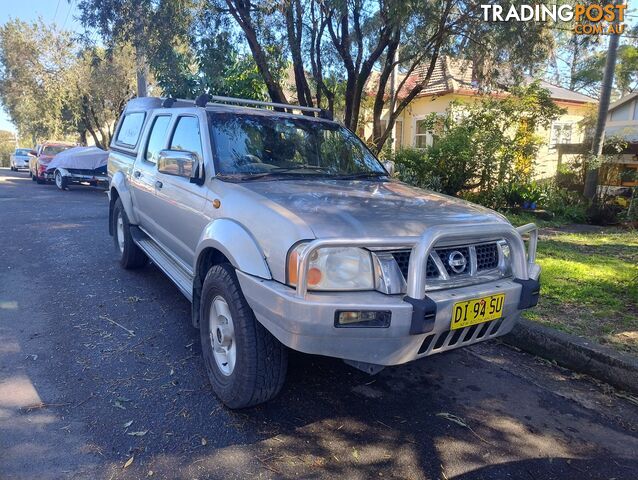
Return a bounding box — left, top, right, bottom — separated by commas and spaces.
0, 0, 83, 133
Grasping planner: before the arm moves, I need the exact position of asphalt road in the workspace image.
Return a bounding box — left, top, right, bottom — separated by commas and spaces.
1, 167, 638, 480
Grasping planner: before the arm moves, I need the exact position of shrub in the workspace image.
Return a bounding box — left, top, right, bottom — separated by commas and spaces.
392, 82, 564, 197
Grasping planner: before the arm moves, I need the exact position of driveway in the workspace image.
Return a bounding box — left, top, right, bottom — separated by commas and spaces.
1, 167, 637, 480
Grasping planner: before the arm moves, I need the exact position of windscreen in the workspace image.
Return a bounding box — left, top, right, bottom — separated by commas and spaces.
43, 145, 70, 156
16, 149, 30, 156
209, 113, 385, 177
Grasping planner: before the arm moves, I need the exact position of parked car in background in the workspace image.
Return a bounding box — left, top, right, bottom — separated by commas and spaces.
10, 148, 32, 171
30, 142, 75, 184
45, 146, 109, 190
107, 95, 541, 409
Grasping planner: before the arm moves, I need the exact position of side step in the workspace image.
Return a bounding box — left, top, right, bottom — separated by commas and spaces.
130, 227, 193, 301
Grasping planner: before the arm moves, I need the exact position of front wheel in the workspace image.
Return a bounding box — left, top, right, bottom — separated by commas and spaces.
55, 171, 68, 190
112, 198, 147, 269
200, 264, 288, 409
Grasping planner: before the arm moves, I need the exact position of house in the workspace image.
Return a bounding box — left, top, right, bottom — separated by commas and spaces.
360, 57, 597, 178
603, 93, 638, 188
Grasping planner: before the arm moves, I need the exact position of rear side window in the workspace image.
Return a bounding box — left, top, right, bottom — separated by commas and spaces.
116, 112, 146, 147
145, 115, 171, 163
170, 116, 203, 160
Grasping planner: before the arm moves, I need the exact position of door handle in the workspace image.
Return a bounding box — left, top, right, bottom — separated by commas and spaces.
133, 170, 142, 178
155, 180, 163, 189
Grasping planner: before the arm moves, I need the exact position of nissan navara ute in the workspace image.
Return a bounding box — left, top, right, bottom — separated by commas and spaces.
107, 95, 541, 409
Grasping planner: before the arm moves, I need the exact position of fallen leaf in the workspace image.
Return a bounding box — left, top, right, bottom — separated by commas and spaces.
128, 430, 148, 437
124, 456, 134, 468
436, 412, 468, 428
148, 471, 154, 477
123, 420, 134, 429
113, 401, 126, 410
352, 448, 360, 460
201, 437, 207, 446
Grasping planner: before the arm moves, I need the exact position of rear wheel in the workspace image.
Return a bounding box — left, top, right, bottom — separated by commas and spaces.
200, 264, 287, 409
54, 171, 68, 190
112, 198, 147, 269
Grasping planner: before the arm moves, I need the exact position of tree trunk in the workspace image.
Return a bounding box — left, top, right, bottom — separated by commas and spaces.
134, 10, 148, 97
225, 0, 288, 104
285, 0, 314, 108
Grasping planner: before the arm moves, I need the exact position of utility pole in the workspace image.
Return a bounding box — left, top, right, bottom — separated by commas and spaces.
583, 1, 624, 199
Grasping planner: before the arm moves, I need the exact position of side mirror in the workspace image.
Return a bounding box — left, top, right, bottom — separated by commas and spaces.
158, 149, 204, 184
383, 160, 395, 177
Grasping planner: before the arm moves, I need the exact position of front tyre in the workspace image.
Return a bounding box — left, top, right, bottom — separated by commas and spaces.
112, 198, 147, 269
200, 264, 287, 409
55, 171, 68, 190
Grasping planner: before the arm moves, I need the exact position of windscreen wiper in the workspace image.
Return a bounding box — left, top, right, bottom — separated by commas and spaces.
335, 172, 387, 180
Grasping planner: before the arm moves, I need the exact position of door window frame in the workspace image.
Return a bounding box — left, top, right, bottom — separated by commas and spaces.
143, 114, 172, 164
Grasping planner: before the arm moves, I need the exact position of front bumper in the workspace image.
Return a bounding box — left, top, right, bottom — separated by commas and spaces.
239, 273, 532, 365
239, 222, 541, 366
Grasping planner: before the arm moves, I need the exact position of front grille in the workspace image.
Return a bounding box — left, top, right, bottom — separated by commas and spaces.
389, 241, 501, 281
418, 317, 505, 355
392, 251, 439, 278
475, 243, 499, 270
67, 167, 107, 175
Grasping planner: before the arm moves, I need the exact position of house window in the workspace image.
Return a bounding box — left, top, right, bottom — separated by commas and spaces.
395, 121, 403, 150
550, 122, 573, 149
415, 119, 436, 148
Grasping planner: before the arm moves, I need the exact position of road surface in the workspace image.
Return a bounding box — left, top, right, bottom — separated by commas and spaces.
1, 168, 637, 479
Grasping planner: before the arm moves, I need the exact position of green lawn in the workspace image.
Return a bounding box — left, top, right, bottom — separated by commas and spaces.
523, 228, 638, 355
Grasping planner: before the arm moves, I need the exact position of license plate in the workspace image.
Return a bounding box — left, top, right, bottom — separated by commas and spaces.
451, 293, 505, 330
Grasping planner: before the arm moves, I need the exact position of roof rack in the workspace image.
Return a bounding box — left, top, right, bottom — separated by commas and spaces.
158, 94, 334, 120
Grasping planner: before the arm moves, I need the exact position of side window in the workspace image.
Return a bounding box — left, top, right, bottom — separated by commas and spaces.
170, 116, 203, 160
145, 115, 171, 163
116, 112, 146, 147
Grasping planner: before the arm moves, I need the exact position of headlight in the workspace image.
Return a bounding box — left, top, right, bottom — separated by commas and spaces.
287, 243, 374, 291
498, 240, 512, 275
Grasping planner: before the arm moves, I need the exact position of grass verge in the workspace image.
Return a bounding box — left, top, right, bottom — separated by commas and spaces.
523, 228, 638, 355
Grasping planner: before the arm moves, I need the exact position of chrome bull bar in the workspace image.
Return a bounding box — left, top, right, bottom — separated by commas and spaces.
294, 223, 538, 299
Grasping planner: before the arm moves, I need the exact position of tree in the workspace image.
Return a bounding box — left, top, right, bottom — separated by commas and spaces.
0, 19, 136, 147
77, 0, 199, 97
220, 0, 555, 153
0, 19, 77, 143
70, 46, 137, 148
0, 130, 16, 167
572, 44, 638, 98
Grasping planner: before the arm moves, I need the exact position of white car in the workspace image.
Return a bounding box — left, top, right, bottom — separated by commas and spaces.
10, 148, 32, 171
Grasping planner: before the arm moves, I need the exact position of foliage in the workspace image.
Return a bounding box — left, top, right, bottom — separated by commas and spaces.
0, 19, 136, 147
571, 43, 638, 98
0, 20, 77, 143
70, 46, 137, 147
0, 130, 16, 167
393, 83, 564, 196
